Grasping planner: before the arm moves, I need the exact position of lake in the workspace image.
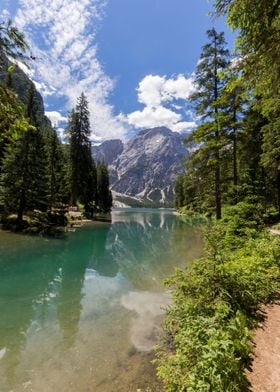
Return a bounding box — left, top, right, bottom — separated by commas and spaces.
0, 208, 203, 392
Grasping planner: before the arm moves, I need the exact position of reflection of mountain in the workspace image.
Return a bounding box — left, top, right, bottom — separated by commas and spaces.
108, 211, 203, 290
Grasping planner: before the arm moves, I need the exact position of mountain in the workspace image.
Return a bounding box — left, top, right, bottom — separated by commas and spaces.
0, 52, 52, 130
92, 127, 188, 207
92, 139, 124, 165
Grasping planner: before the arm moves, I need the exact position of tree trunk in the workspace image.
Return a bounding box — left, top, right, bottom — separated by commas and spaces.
214, 34, 222, 220
277, 171, 280, 217
233, 109, 238, 187
17, 189, 25, 224
215, 144, 222, 220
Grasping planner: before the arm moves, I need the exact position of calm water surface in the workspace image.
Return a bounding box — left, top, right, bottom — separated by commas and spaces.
0, 208, 203, 391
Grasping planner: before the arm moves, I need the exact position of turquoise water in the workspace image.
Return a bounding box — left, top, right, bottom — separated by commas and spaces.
0, 209, 203, 392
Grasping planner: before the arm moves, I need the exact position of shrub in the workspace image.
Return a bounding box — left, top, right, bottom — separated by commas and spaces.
155, 207, 280, 391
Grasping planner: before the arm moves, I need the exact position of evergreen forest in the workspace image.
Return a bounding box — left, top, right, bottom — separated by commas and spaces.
174, 9, 280, 220
0, 20, 112, 232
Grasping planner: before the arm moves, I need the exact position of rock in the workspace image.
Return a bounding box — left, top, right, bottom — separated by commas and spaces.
92, 139, 124, 165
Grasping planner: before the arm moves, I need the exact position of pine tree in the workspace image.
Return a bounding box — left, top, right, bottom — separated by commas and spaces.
68, 93, 97, 214
96, 162, 112, 213
0, 19, 29, 63
174, 176, 185, 209
45, 128, 70, 208
0, 84, 49, 223
214, 1, 280, 214
189, 28, 230, 219
261, 117, 280, 214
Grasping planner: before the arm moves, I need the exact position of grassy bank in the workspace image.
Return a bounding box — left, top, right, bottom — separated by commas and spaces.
155, 202, 280, 391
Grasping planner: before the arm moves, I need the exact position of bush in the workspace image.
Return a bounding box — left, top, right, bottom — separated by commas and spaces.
155, 206, 280, 391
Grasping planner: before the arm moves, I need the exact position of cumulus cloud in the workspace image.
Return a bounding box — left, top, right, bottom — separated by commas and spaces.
138, 74, 195, 108
46, 111, 67, 127
14, 0, 128, 140
125, 106, 195, 132
123, 74, 196, 133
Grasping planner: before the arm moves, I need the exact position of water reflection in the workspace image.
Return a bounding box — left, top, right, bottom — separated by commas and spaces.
0, 209, 203, 391
88, 224, 118, 277
110, 209, 203, 290
0, 236, 62, 388
121, 291, 171, 352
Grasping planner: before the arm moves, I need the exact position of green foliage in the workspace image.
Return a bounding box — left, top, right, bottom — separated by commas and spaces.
0, 50, 71, 227
45, 128, 70, 206
96, 162, 112, 213
0, 85, 33, 144
68, 94, 97, 213
212, 1, 280, 215
0, 128, 49, 220
186, 29, 231, 219
0, 22, 112, 227
0, 19, 29, 63
155, 206, 280, 391
175, 26, 280, 218
174, 176, 185, 209
208, 201, 264, 250
214, 0, 280, 101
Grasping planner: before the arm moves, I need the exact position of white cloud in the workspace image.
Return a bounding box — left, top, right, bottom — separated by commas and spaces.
46, 111, 67, 127
0, 8, 10, 19
137, 74, 195, 108
56, 127, 66, 141
14, 0, 129, 140
123, 74, 196, 133
125, 106, 195, 133
173, 121, 196, 133
127, 106, 181, 129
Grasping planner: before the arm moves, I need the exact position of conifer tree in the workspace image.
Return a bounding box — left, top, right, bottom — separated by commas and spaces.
68, 93, 97, 214
0, 19, 29, 63
0, 84, 49, 222
188, 28, 230, 219
96, 162, 112, 213
214, 0, 280, 215
45, 128, 70, 207
174, 176, 185, 210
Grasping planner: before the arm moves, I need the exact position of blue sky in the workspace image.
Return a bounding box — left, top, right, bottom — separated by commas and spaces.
1, 0, 235, 141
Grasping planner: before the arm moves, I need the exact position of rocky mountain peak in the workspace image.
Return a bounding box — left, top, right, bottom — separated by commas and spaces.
92, 127, 188, 207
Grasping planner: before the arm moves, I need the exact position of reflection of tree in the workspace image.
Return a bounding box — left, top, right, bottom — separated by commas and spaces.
0, 240, 61, 389
55, 223, 113, 348
88, 224, 118, 277
56, 259, 87, 348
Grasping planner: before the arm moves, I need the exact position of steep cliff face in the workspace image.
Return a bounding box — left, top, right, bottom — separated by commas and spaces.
92, 127, 188, 207
0, 53, 52, 129
92, 139, 124, 165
